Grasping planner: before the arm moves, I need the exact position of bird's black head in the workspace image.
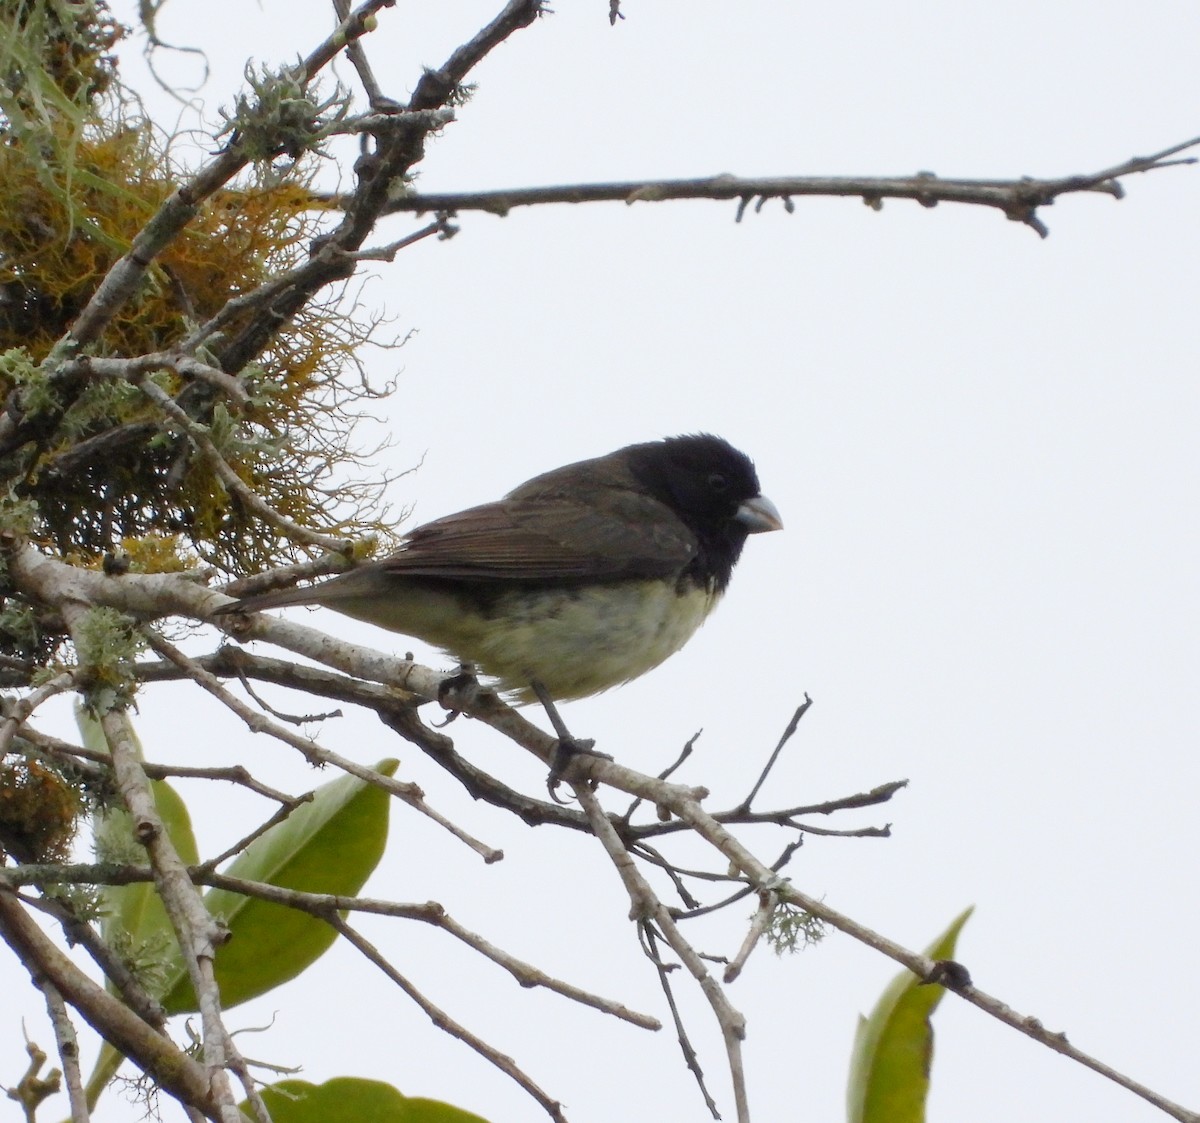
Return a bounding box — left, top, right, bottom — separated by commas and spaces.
625, 434, 781, 591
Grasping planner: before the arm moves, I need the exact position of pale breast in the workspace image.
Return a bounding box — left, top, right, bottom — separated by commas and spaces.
462, 579, 720, 701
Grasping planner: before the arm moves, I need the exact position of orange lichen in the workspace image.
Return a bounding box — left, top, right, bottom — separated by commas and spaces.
0, 756, 82, 863
0, 118, 387, 573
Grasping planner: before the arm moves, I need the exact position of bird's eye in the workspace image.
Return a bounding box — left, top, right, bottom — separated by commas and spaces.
707, 472, 730, 493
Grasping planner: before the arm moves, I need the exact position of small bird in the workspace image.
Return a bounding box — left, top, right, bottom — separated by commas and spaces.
217, 434, 781, 702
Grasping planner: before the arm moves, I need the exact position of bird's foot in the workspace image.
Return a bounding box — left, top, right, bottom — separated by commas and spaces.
526, 678, 613, 798
547, 735, 612, 790
435, 663, 488, 726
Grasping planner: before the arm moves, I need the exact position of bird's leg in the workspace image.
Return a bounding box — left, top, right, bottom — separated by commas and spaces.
528, 679, 612, 794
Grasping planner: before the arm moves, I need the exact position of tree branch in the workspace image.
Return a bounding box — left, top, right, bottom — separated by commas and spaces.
378, 135, 1200, 237
573, 780, 747, 1122
0, 886, 219, 1119
39, 982, 88, 1123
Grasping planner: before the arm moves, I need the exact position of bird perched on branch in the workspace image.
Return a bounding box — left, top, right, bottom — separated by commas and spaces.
215, 433, 782, 703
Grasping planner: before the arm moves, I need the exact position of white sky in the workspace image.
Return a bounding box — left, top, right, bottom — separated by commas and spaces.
5, 3, 1199, 1123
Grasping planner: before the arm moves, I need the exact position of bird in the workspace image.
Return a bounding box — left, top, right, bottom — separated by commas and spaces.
215, 434, 781, 703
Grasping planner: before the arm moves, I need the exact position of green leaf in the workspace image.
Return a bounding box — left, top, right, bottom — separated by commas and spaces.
161, 759, 398, 1012
244, 1077, 494, 1123
846, 906, 974, 1123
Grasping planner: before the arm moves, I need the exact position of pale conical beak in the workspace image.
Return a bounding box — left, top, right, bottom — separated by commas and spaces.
736, 495, 783, 534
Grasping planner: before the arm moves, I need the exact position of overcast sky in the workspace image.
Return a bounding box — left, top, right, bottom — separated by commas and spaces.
5, 3, 1199, 1123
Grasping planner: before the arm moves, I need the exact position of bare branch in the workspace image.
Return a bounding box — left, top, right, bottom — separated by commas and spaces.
330, 0, 395, 107
604, 761, 1200, 1123
573, 782, 749, 1123
39, 983, 89, 1123
378, 135, 1200, 237
297, 0, 406, 86
6, 861, 659, 1032
723, 890, 777, 983
6, 1034, 62, 1123
738, 695, 812, 810
59, 353, 251, 408
143, 629, 502, 862
0, 672, 77, 756
408, 0, 545, 112
331, 918, 571, 1123
639, 921, 721, 1120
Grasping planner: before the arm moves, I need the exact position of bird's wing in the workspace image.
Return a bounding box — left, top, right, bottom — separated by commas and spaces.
373, 491, 697, 582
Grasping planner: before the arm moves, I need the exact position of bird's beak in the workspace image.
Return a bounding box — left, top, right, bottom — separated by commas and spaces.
736, 495, 783, 534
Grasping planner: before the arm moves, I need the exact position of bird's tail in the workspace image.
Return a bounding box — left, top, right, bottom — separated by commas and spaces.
211, 584, 321, 616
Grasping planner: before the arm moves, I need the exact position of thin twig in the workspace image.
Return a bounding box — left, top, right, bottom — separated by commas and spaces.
342, 217, 458, 262
331, 917, 570, 1123
331, 0, 391, 107
296, 0, 401, 85
631, 840, 705, 909
0, 673, 78, 756
175, 200, 452, 356
723, 889, 778, 983
192, 796, 312, 876
638, 921, 721, 1121
229, 659, 345, 725
670, 840, 804, 922
620, 728, 702, 822
738, 695, 812, 810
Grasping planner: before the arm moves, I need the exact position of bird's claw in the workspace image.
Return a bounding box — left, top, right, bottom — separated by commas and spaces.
435, 663, 488, 726
547, 737, 613, 800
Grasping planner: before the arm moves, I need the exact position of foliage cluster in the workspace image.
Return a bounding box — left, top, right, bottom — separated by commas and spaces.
0, 0, 393, 670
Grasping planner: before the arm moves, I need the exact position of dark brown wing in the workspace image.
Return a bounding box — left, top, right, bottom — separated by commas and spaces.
373, 489, 697, 582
